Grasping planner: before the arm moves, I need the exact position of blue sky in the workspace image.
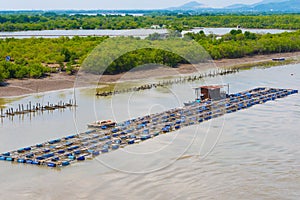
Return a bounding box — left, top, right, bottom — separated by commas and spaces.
0, 0, 262, 10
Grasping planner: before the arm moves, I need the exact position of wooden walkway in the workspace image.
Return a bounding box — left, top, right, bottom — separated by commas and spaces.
0, 100, 77, 120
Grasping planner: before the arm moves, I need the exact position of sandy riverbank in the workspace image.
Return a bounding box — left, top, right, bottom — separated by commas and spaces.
1, 51, 300, 98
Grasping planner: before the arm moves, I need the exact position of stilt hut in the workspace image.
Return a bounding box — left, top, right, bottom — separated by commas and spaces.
195, 85, 227, 100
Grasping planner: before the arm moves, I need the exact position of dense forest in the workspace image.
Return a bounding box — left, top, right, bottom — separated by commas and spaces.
0, 36, 107, 82
1, 29, 300, 81
186, 29, 300, 59
0, 14, 300, 31
80, 37, 209, 75
82, 30, 300, 74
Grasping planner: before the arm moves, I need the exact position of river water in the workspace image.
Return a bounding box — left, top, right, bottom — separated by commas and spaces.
0, 64, 299, 199
0, 28, 291, 39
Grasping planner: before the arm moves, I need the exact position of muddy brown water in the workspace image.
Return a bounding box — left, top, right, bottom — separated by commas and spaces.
0, 64, 299, 199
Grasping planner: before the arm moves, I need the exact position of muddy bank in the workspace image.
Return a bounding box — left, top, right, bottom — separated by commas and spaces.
1, 51, 300, 98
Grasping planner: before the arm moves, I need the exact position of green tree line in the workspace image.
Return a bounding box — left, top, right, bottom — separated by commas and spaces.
185, 29, 300, 59
1, 14, 300, 31
0, 36, 107, 82
81, 37, 208, 75
1, 30, 300, 82
82, 30, 300, 75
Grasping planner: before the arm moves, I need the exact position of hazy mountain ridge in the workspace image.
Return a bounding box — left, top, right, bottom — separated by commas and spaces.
228, 0, 300, 11
167, 1, 206, 10
0, 0, 299, 14
167, 0, 300, 12
226, 4, 248, 9
252, 0, 288, 6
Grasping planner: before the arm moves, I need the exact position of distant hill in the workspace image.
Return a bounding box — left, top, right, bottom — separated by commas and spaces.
226, 4, 248, 9
167, 1, 205, 10
165, 0, 300, 13
226, 0, 300, 12
253, 0, 300, 11
252, 0, 288, 6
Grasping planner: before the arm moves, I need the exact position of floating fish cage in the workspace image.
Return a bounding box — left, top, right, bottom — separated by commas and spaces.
0, 87, 298, 168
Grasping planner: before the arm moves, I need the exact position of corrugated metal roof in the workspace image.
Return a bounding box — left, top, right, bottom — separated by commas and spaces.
197, 85, 224, 90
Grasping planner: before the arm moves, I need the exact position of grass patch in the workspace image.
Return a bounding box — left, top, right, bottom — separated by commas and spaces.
227, 58, 299, 71
95, 82, 143, 94
0, 96, 24, 108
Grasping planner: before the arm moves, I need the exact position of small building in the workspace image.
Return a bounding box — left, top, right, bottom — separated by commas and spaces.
151, 25, 161, 29
194, 85, 227, 100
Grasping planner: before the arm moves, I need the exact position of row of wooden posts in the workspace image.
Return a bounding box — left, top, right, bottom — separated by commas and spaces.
0, 99, 77, 119
96, 68, 239, 97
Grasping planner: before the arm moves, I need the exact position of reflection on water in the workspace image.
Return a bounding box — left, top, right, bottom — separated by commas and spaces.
183, 27, 292, 36
0, 28, 291, 39
0, 96, 25, 108
0, 29, 169, 39
0, 64, 299, 199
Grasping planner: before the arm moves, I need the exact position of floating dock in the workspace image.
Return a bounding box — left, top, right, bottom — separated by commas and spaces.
1, 100, 77, 120
0, 87, 298, 168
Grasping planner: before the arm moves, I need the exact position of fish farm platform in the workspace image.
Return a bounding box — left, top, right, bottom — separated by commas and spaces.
0, 87, 298, 168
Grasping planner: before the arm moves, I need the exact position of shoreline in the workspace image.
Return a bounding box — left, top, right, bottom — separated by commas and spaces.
1, 51, 300, 99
